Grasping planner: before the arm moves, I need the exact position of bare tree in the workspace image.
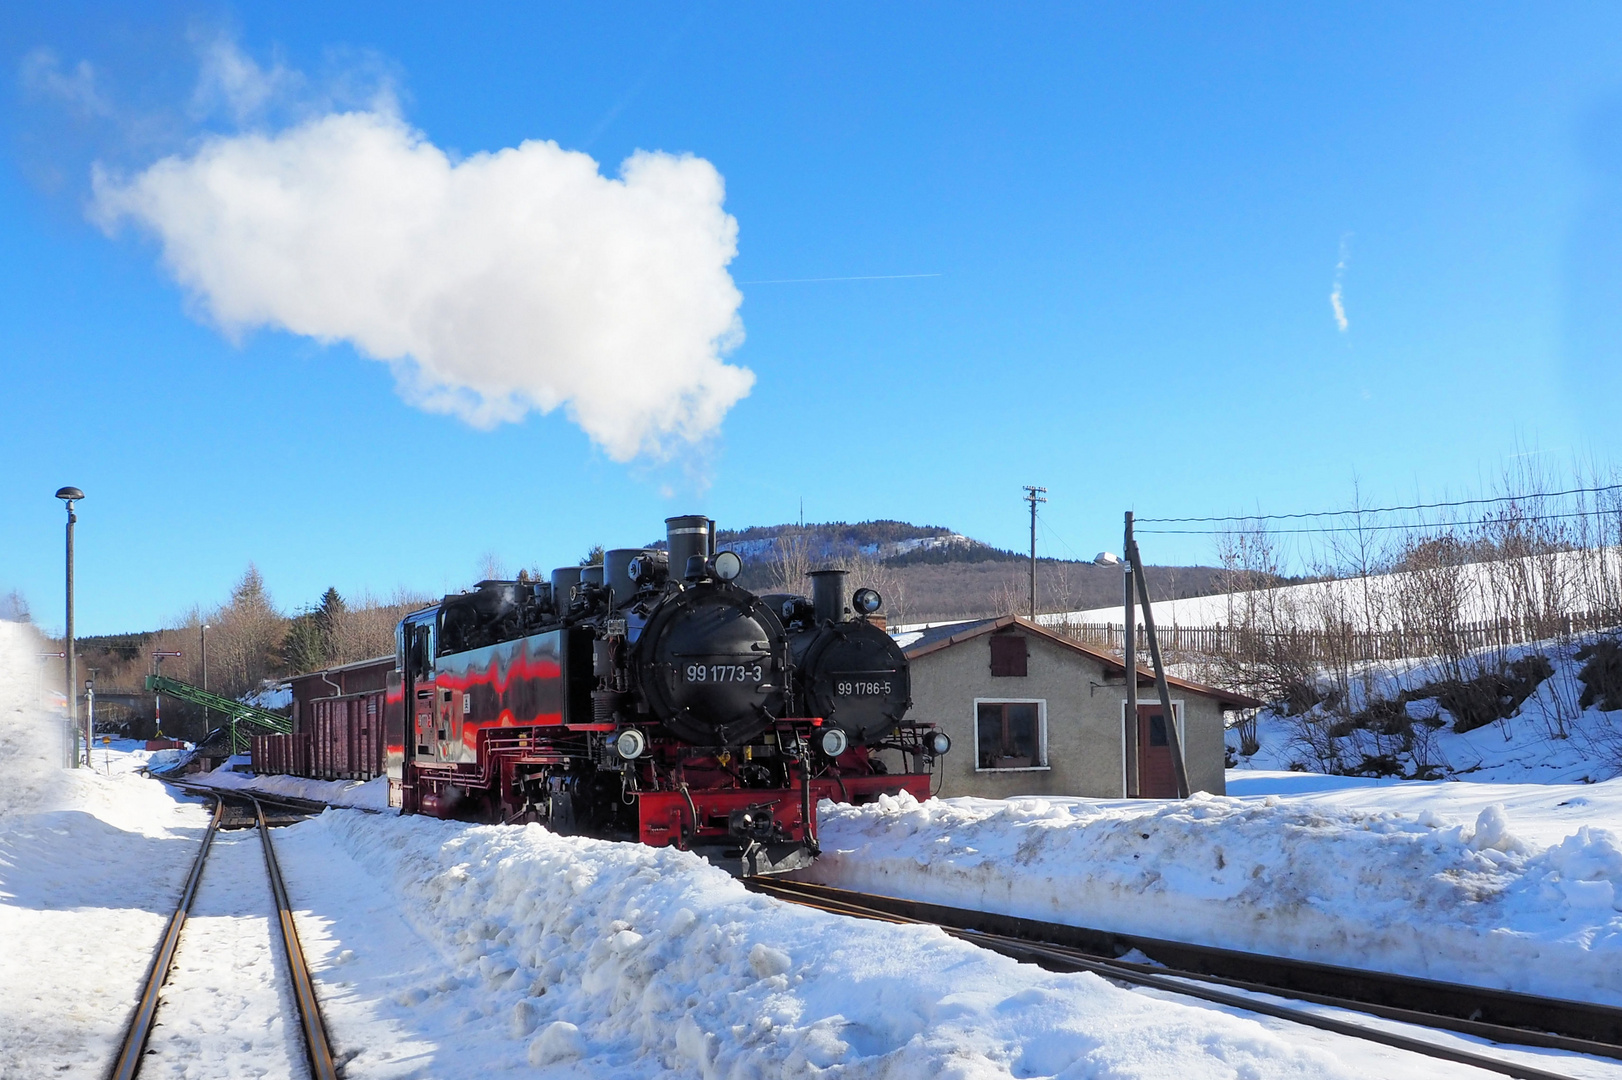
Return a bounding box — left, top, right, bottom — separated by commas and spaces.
768, 530, 816, 594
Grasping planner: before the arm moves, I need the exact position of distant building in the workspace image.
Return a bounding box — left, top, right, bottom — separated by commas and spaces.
895, 616, 1258, 799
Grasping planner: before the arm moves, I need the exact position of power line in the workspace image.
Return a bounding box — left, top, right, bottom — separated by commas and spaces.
1036, 512, 1087, 562
1135, 482, 1622, 525
1137, 506, 1622, 537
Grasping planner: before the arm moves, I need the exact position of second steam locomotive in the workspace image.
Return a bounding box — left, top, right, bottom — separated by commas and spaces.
382, 515, 949, 874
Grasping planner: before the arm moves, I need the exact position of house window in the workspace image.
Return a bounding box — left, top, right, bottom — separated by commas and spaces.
975, 699, 1047, 770
989, 634, 1028, 677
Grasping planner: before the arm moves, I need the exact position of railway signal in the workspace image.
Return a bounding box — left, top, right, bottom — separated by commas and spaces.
152, 650, 183, 736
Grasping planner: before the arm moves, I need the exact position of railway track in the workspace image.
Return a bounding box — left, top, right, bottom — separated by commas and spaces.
109, 788, 339, 1080
746, 877, 1620, 1080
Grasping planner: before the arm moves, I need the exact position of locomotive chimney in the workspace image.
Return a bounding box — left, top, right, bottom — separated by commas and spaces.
666, 515, 711, 580
809, 568, 848, 625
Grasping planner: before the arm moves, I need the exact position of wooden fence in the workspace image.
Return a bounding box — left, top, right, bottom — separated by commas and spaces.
1046, 609, 1622, 663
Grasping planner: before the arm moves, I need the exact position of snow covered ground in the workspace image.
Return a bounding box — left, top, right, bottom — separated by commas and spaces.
191, 759, 391, 809
8, 616, 1622, 1077
808, 780, 1622, 1011
1231, 635, 1622, 783
0, 622, 215, 1077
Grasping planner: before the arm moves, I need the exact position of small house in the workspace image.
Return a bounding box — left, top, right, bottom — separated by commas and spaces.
896, 616, 1257, 799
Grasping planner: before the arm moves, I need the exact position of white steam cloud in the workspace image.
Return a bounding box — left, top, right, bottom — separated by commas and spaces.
90, 105, 752, 461
1330, 233, 1351, 333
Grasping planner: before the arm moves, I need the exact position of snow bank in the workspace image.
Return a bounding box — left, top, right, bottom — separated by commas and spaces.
811, 791, 1622, 1007
195, 767, 391, 809
1227, 770, 1622, 848
284, 809, 1395, 1079
1232, 635, 1622, 784
0, 621, 65, 822
0, 625, 215, 1076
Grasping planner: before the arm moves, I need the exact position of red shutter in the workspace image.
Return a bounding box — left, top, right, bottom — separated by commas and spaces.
989, 634, 1028, 677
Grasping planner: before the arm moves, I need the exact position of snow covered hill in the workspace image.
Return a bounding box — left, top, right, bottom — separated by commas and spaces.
1229, 635, 1622, 784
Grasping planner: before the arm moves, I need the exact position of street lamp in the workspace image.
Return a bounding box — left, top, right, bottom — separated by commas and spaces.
55, 486, 84, 768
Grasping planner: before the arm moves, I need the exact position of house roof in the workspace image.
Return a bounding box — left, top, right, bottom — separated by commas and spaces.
894, 615, 1262, 709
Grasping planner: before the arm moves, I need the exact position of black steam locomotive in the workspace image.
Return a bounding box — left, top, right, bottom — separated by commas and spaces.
383, 515, 949, 874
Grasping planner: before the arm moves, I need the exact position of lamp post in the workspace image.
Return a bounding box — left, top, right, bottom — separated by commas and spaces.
200, 623, 211, 729
55, 486, 84, 767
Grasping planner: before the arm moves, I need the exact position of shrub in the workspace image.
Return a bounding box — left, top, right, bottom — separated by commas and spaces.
1576, 639, 1622, 712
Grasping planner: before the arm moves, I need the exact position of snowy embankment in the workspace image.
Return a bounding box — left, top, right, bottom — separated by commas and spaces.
808, 788, 1622, 1008
282, 808, 1465, 1079
1231, 634, 1622, 784
191, 761, 391, 809
0, 622, 212, 1076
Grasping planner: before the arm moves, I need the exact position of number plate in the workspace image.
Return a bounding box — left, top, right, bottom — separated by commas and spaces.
682, 663, 766, 683
835, 679, 892, 696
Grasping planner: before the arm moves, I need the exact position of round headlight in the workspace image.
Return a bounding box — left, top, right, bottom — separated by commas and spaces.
927, 731, 951, 756
852, 587, 882, 614
819, 727, 849, 758
614, 728, 647, 760
711, 550, 743, 581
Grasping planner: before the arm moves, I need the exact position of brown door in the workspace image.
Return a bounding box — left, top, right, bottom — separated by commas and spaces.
1137, 703, 1178, 798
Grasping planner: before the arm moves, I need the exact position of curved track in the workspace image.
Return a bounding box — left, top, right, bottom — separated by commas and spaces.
747, 877, 1618, 1080
109, 788, 338, 1080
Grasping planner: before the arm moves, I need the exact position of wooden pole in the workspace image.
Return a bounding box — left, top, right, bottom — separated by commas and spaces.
1123, 511, 1139, 797
1024, 486, 1047, 619
1128, 536, 1192, 799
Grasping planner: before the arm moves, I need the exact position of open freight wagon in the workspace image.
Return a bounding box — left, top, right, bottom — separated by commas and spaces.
251, 689, 386, 781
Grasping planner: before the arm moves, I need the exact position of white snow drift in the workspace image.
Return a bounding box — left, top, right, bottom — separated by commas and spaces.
810, 789, 1622, 1007
92, 109, 752, 461
285, 808, 1424, 1079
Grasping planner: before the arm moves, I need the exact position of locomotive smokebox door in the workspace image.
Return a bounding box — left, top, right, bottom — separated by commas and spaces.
634, 587, 786, 745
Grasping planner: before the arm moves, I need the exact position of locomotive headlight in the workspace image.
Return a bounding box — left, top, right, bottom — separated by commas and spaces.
613, 728, 648, 760
926, 731, 952, 756
852, 587, 882, 615
710, 550, 743, 581
818, 728, 849, 758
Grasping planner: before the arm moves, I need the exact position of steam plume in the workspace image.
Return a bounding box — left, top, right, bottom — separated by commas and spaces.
91, 107, 752, 461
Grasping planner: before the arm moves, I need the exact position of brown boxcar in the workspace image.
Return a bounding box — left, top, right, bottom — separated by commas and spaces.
250, 691, 383, 782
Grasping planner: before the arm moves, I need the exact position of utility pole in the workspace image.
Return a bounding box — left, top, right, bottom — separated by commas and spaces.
1124, 510, 1138, 797
1023, 486, 1047, 619
55, 487, 84, 767
1126, 531, 1192, 799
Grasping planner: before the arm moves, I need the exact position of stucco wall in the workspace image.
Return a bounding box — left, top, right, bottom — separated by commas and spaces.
906, 630, 1227, 799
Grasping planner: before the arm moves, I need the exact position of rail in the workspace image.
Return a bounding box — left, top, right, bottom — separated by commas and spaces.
747, 878, 1616, 1080
109, 787, 338, 1080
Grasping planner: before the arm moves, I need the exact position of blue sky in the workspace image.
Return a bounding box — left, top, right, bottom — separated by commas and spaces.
3, 3, 1620, 634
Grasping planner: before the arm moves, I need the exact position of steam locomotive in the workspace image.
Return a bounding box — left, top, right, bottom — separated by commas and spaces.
382, 515, 950, 874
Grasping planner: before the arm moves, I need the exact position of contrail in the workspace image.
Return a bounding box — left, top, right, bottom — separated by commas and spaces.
738, 273, 943, 285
